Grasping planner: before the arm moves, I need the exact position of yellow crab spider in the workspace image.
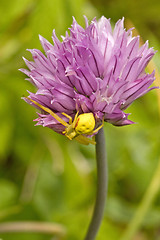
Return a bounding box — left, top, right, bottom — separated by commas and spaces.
25, 97, 104, 145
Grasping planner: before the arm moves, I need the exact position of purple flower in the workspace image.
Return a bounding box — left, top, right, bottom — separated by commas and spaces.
21, 16, 156, 142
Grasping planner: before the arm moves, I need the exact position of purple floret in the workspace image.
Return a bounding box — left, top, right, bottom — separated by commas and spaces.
21, 16, 156, 134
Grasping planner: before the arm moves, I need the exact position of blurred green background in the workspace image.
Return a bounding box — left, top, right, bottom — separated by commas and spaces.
0, 0, 160, 239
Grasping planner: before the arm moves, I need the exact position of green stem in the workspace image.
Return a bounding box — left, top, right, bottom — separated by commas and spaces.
84, 128, 108, 240
121, 158, 160, 240
0, 221, 66, 236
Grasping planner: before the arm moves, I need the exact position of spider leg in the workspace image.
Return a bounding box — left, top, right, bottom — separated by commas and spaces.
64, 133, 73, 140
62, 112, 73, 124
92, 121, 104, 134
25, 96, 68, 127
75, 135, 96, 145
72, 111, 79, 128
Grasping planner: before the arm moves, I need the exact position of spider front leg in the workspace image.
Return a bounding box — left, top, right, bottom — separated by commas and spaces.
62, 112, 80, 140
62, 112, 73, 124
62, 111, 79, 126
25, 96, 68, 127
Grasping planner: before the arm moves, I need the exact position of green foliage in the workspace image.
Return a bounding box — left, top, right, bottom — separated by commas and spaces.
0, 0, 160, 239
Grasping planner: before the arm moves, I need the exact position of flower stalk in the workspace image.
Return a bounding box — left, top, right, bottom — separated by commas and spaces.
85, 128, 108, 240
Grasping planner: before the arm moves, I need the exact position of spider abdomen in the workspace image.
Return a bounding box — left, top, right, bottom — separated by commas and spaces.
75, 113, 95, 135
